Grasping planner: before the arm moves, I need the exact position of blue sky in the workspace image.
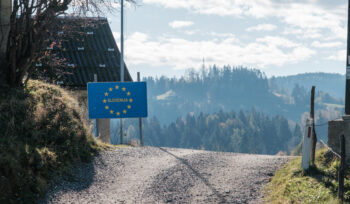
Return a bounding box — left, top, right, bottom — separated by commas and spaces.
106, 0, 348, 79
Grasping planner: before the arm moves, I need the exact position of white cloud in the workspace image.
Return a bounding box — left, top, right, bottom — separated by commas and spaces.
311, 41, 342, 48
144, 0, 243, 16
144, 0, 347, 41
169, 20, 194, 29
113, 32, 120, 42
246, 24, 276, 32
256, 36, 299, 48
282, 27, 323, 39
110, 1, 136, 9
210, 32, 236, 38
122, 31, 315, 70
184, 30, 197, 35
327, 50, 346, 61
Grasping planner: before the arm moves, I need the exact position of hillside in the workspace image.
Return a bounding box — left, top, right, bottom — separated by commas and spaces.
146, 67, 343, 125
270, 73, 345, 99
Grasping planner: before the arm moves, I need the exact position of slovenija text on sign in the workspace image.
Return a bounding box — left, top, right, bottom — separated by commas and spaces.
88, 82, 147, 119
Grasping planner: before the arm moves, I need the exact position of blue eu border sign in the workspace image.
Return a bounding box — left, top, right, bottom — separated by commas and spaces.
88, 82, 147, 119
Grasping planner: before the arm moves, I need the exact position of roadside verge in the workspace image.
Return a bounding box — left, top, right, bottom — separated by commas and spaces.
264, 148, 348, 203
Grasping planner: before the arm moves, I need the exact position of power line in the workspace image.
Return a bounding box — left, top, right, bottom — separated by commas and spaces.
303, 117, 343, 127
315, 117, 343, 127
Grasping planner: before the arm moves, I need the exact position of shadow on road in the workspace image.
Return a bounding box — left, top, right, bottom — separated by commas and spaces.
158, 147, 227, 203
38, 155, 100, 203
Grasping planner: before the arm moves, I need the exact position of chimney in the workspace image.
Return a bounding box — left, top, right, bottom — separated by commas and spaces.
0, 0, 12, 56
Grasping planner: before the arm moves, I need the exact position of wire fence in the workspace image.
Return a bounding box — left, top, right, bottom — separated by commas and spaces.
302, 117, 343, 128
319, 139, 341, 158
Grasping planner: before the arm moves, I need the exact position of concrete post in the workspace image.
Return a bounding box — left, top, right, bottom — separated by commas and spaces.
97, 119, 110, 143
328, 119, 344, 154
328, 116, 350, 164
93, 74, 110, 144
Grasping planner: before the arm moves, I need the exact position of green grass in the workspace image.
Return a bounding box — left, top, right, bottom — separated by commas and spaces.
264, 148, 350, 204
0, 80, 99, 203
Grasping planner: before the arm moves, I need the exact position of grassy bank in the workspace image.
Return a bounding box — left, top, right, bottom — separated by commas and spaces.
265, 148, 350, 203
0, 80, 98, 203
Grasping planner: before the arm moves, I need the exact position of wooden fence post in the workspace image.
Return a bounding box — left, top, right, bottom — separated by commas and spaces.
338, 134, 345, 202
310, 86, 317, 165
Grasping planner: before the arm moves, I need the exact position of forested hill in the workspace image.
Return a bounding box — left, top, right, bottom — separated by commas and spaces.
145, 66, 343, 125
270, 73, 345, 99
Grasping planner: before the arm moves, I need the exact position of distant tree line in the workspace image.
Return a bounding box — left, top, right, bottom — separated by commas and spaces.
120, 110, 303, 155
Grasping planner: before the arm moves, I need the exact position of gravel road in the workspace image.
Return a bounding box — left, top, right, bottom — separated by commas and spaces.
40, 146, 291, 204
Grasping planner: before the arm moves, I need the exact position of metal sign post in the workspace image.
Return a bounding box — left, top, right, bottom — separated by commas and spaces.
94, 74, 99, 137
137, 72, 143, 147
120, 0, 125, 144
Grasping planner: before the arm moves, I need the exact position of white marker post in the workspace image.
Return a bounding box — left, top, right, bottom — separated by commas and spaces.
302, 118, 313, 170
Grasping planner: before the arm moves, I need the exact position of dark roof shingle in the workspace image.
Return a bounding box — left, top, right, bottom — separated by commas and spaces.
37, 17, 132, 87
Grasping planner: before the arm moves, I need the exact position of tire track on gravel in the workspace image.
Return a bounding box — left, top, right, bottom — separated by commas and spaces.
147, 148, 290, 204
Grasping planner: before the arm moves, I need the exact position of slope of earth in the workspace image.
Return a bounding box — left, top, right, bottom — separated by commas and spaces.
40, 147, 291, 204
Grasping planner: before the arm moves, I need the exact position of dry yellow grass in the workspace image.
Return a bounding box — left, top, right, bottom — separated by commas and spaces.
0, 80, 98, 203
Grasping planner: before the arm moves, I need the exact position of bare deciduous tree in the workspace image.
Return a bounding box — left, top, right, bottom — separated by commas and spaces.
0, 0, 135, 87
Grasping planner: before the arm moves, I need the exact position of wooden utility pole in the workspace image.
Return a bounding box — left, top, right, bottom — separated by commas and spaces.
310, 86, 317, 165
137, 72, 143, 147
346, 0, 350, 115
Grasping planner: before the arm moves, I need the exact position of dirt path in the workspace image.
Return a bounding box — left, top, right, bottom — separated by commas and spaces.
40, 146, 291, 204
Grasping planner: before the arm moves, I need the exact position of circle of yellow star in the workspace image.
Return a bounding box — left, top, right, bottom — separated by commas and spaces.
104, 86, 133, 117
